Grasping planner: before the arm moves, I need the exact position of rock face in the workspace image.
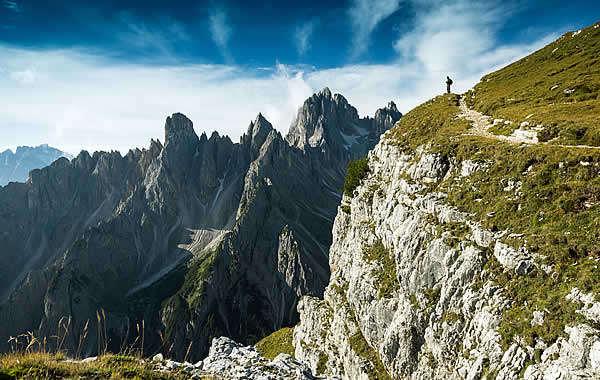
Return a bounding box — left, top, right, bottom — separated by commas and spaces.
0, 144, 72, 186
152, 337, 337, 379
0, 89, 400, 361
293, 136, 600, 379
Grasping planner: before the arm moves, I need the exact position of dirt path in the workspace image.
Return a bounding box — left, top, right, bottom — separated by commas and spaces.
458, 97, 600, 150
458, 97, 538, 145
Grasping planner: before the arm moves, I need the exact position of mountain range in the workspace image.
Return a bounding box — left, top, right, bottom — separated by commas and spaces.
0, 88, 401, 361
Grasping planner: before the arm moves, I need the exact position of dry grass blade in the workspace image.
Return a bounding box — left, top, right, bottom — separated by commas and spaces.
183, 341, 193, 364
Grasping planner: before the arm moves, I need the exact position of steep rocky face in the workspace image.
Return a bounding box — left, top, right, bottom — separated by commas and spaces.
287, 88, 401, 164
0, 144, 72, 186
0, 89, 400, 361
293, 135, 600, 379
159, 98, 400, 360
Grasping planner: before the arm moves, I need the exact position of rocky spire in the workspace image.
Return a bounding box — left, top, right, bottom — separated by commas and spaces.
162, 113, 200, 175
164, 113, 197, 147
373, 101, 403, 136
286, 87, 360, 150
242, 113, 274, 157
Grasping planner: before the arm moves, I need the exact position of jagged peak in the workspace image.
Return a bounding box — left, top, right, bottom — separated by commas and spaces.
386, 101, 398, 112
243, 113, 274, 149
318, 87, 332, 98
164, 112, 197, 146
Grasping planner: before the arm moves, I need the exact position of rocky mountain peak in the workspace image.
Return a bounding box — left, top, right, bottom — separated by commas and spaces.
164, 113, 197, 147
374, 101, 403, 136
286, 88, 359, 150
318, 87, 332, 99
161, 113, 200, 175
242, 113, 274, 155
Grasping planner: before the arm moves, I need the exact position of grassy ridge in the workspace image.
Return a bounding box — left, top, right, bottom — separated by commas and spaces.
466, 21, 600, 146
384, 68, 600, 352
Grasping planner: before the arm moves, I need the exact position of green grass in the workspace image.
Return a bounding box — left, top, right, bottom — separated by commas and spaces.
254, 327, 295, 361
466, 21, 600, 146
386, 94, 470, 151
162, 248, 218, 341
0, 352, 190, 380
344, 157, 370, 196
362, 239, 399, 299
348, 330, 392, 380
316, 352, 328, 375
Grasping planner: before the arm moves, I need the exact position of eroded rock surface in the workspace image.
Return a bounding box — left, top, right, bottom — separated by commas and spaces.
293, 136, 600, 379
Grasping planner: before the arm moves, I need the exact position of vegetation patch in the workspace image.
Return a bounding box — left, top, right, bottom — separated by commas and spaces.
348, 330, 391, 380
316, 352, 328, 375
344, 157, 370, 196
162, 249, 218, 340
363, 239, 399, 299
0, 352, 188, 379
254, 327, 295, 361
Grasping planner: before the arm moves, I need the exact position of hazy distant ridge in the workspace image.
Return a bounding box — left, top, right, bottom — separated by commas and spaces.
0, 144, 72, 186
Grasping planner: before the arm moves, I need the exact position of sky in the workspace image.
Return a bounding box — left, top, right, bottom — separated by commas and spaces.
0, 0, 598, 155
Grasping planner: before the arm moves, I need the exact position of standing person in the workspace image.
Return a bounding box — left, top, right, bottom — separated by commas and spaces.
446, 76, 453, 94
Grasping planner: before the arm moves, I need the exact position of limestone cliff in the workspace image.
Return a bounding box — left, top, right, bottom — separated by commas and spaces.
294, 109, 600, 379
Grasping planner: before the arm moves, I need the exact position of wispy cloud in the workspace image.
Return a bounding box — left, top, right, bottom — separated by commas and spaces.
294, 18, 319, 56
390, 0, 554, 93
2, 0, 19, 13
348, 0, 401, 59
209, 7, 233, 63
116, 12, 189, 60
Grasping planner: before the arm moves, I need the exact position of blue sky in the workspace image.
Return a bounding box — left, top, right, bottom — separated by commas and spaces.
1, 0, 598, 153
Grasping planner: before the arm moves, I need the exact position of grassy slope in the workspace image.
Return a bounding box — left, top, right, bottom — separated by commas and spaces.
466, 21, 600, 145
0, 353, 190, 380
254, 327, 295, 360
385, 20, 600, 355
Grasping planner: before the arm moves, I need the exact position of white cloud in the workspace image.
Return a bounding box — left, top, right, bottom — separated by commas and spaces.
209, 8, 233, 63
10, 68, 36, 84
392, 0, 556, 86
348, 0, 401, 59
0, 0, 558, 156
294, 19, 319, 56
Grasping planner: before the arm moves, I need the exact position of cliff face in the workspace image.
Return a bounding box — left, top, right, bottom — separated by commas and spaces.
0, 89, 400, 361
294, 127, 600, 380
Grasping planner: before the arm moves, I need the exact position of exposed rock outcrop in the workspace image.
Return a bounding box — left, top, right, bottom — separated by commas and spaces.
151, 337, 337, 379
293, 136, 600, 379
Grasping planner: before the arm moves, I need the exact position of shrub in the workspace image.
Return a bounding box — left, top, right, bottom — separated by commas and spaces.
344, 157, 369, 196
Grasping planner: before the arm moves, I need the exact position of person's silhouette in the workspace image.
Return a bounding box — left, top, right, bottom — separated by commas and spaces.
446, 76, 453, 94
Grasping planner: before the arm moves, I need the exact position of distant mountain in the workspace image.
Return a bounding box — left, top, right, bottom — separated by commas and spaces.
0, 144, 73, 186
0, 88, 401, 361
